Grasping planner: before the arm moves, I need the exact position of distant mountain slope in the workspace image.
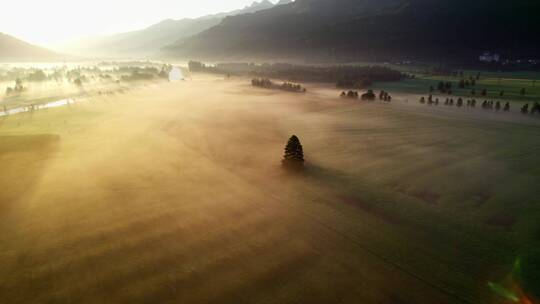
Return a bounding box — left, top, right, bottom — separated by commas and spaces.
164, 0, 540, 63
63, 1, 276, 58
275, 0, 293, 6
0, 33, 62, 62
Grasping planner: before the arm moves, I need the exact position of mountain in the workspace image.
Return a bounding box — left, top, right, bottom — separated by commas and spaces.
276, 0, 293, 5
163, 0, 540, 63
234, 0, 274, 14
0, 33, 63, 62
62, 1, 276, 58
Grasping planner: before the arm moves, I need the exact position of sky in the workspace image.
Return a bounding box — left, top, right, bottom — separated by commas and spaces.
0, 0, 266, 47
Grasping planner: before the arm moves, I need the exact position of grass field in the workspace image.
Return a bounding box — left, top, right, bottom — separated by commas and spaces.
1, 75, 539, 303
372, 70, 540, 107
0, 78, 166, 111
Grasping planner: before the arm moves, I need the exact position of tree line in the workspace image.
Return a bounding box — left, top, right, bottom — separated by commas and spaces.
251, 78, 306, 93
340, 89, 391, 102
189, 61, 403, 85
420, 95, 511, 110
521, 102, 540, 114
419, 95, 540, 116
432, 80, 529, 98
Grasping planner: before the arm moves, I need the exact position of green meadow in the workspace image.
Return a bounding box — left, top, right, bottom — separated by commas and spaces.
372, 70, 540, 107
0, 76, 539, 303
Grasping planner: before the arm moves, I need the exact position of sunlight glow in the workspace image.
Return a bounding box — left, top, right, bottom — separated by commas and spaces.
0, 0, 262, 46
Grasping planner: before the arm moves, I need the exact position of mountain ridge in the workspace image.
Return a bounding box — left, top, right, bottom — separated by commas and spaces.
62, 1, 278, 58
163, 0, 540, 63
0, 33, 63, 62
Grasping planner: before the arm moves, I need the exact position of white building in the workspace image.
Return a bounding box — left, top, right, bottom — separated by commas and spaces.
479, 52, 501, 63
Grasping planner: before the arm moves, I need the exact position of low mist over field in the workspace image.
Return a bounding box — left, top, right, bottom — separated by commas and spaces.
1, 0, 540, 303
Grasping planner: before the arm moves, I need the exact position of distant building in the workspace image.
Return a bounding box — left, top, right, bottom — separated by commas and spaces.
479, 52, 501, 63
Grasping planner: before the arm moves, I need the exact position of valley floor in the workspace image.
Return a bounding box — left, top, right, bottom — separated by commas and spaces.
0, 76, 539, 303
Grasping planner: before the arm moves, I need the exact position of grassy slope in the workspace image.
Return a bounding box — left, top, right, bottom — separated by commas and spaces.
0, 33, 61, 62
0, 77, 539, 303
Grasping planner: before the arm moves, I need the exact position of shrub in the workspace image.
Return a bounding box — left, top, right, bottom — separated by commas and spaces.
531, 102, 540, 114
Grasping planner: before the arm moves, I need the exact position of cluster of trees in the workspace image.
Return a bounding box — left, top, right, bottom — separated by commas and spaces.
66, 69, 82, 81
379, 90, 392, 102
420, 95, 511, 112
458, 77, 477, 88
188, 61, 222, 74
26, 70, 48, 82
1, 68, 52, 83
0, 68, 23, 81
72, 75, 89, 87
361, 90, 377, 101
188, 61, 207, 72
118, 66, 161, 75
521, 102, 540, 114
251, 78, 306, 93
252, 78, 273, 88
256, 65, 402, 84
339, 89, 378, 101
327, 67, 402, 87
340, 91, 359, 99
252, 78, 272, 88
121, 71, 155, 82
427, 68, 481, 80
119, 66, 171, 82
5, 79, 25, 96
433, 80, 527, 99
434, 81, 453, 94
336, 79, 372, 89
433, 81, 487, 96
99, 74, 112, 79
428, 67, 459, 77
281, 82, 306, 93
1, 64, 169, 97
469, 88, 488, 96
480, 100, 510, 111
190, 61, 403, 85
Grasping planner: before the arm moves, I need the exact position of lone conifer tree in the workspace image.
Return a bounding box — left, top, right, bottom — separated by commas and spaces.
282, 135, 304, 169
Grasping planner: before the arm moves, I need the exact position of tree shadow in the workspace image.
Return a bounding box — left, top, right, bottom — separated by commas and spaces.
0, 134, 60, 211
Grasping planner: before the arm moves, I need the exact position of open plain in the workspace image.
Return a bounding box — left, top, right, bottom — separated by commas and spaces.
1, 75, 539, 304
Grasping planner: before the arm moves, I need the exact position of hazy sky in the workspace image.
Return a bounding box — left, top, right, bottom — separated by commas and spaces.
0, 0, 267, 47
